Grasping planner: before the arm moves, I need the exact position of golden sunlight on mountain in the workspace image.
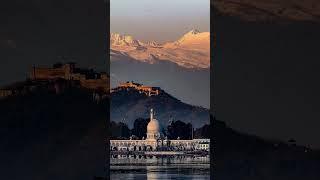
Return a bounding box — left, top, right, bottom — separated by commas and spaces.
110, 30, 210, 69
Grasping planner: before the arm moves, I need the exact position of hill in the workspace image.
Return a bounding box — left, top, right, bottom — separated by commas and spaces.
212, 0, 320, 23
213, 115, 320, 179
111, 83, 210, 129
110, 54, 210, 108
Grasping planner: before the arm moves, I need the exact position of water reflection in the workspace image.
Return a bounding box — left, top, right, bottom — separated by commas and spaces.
110, 155, 210, 180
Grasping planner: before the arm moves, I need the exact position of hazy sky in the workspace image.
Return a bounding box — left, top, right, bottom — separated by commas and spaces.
111, 0, 210, 43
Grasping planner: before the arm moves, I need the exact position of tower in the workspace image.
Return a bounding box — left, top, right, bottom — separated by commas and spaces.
150, 108, 154, 120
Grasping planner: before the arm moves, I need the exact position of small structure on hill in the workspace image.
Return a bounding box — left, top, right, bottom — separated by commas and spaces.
0, 63, 109, 99
29, 63, 109, 92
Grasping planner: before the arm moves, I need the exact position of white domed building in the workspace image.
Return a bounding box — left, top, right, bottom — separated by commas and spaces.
147, 108, 161, 140
110, 108, 210, 152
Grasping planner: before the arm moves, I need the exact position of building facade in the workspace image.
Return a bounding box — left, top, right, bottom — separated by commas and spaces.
110, 109, 210, 152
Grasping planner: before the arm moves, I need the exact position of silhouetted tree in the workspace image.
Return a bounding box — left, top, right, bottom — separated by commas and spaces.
110, 121, 130, 139
194, 124, 210, 138
167, 120, 192, 140
131, 118, 149, 139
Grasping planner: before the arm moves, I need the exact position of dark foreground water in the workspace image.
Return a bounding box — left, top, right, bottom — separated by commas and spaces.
110, 155, 210, 180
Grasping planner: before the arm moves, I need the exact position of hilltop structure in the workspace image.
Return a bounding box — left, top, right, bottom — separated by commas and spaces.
110, 108, 210, 152
30, 63, 109, 92
0, 63, 109, 99
111, 81, 160, 97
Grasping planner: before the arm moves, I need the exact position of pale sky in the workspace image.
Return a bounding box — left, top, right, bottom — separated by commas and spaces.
111, 0, 210, 43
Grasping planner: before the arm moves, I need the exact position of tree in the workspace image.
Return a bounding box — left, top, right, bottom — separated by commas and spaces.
110, 121, 130, 139
131, 118, 149, 139
167, 120, 192, 140
194, 124, 210, 139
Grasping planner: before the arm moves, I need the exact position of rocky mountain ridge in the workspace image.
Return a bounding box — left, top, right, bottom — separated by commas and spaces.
110, 29, 210, 69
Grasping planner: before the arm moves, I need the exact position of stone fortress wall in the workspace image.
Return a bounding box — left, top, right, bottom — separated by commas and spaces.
30, 63, 109, 92
30, 66, 69, 80
111, 81, 160, 97
0, 63, 109, 99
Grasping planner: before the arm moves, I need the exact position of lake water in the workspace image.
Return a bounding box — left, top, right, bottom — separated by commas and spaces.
110, 155, 210, 180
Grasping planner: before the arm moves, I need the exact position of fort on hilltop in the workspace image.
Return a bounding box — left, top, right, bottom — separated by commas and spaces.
30, 63, 109, 92
0, 63, 109, 99
111, 81, 160, 97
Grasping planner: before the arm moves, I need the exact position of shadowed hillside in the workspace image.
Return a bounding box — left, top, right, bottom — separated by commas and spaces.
212, 4, 320, 178
111, 86, 210, 129
212, 5, 320, 148
0, 80, 107, 180
212, 0, 320, 22
213, 116, 320, 180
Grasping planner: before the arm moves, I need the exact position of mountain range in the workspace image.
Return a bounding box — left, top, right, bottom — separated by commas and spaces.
110, 30, 210, 108
110, 29, 210, 69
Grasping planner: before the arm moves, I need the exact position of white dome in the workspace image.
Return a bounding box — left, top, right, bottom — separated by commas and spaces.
147, 119, 160, 134
146, 108, 160, 140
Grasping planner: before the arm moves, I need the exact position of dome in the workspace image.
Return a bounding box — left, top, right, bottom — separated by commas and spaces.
146, 108, 161, 140
147, 118, 160, 133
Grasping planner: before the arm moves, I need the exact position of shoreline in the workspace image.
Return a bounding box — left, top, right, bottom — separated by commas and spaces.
110, 151, 209, 157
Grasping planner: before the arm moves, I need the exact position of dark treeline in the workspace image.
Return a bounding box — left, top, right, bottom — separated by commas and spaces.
110, 118, 210, 140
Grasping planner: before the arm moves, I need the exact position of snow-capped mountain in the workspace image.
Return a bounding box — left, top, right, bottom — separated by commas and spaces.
110, 29, 210, 69
110, 33, 144, 47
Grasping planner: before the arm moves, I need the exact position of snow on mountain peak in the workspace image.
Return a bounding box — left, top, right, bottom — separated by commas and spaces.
178, 29, 209, 41
188, 29, 201, 35
111, 33, 144, 47
161, 30, 210, 53
110, 30, 210, 69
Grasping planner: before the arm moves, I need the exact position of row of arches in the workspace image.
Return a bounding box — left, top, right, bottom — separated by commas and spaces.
111, 145, 154, 151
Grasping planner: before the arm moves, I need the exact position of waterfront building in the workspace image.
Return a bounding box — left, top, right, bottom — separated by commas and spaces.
110, 108, 210, 152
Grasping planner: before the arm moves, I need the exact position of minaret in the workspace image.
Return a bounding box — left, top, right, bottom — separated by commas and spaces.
150, 108, 154, 120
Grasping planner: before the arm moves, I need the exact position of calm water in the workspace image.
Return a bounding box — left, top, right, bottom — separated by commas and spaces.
110, 155, 210, 180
